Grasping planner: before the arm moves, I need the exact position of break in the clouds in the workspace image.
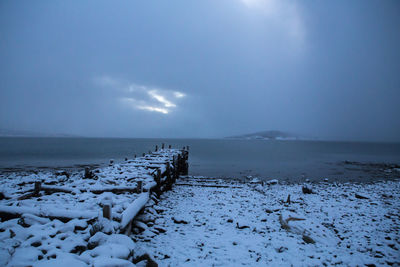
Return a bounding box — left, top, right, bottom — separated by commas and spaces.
95, 76, 186, 114
240, 0, 305, 42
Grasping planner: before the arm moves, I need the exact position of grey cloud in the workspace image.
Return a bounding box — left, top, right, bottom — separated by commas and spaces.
0, 0, 399, 141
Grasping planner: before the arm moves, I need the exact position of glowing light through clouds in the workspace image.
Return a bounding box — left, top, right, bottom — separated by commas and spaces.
240, 0, 305, 42
95, 76, 185, 114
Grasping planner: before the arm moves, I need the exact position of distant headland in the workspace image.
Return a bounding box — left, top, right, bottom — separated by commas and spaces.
226, 130, 313, 140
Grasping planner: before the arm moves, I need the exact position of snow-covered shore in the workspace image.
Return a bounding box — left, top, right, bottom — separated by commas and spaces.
0, 170, 399, 266
135, 177, 400, 266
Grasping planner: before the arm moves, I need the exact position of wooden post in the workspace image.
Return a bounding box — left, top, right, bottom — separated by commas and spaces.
155, 145, 158, 152
162, 143, 165, 149
177, 154, 182, 174
172, 155, 176, 179
125, 157, 128, 161
168, 145, 171, 149
103, 204, 111, 220
84, 167, 92, 179
182, 152, 188, 175
153, 169, 162, 196
165, 162, 172, 190
125, 221, 132, 236
34, 181, 41, 196
137, 181, 143, 193
134, 154, 136, 158
166, 162, 171, 180
157, 169, 161, 183
142, 153, 145, 157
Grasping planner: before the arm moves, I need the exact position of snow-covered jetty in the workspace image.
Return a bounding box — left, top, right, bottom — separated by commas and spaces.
0, 145, 189, 266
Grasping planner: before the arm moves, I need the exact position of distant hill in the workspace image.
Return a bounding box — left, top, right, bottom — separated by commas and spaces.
0, 128, 79, 138
227, 130, 301, 140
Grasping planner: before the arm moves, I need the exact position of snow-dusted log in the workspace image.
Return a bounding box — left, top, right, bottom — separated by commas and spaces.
143, 181, 157, 191
279, 213, 315, 244
89, 186, 140, 194
0, 205, 97, 222
174, 183, 243, 188
120, 192, 150, 229
17, 185, 80, 200
41, 185, 81, 194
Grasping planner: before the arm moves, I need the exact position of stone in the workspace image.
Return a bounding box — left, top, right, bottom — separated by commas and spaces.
355, 194, 369, 200
172, 217, 188, 224
302, 186, 313, 194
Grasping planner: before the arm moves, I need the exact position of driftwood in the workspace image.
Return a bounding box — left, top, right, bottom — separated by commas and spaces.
286, 194, 291, 204
355, 193, 369, 200
175, 183, 243, 189
90, 186, 140, 195
279, 214, 315, 244
18, 182, 42, 200
18, 185, 141, 200
18, 184, 80, 200
120, 192, 149, 230
279, 214, 305, 230
41, 185, 79, 194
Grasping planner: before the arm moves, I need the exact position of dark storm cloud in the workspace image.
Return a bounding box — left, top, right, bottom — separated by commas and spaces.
0, 0, 399, 141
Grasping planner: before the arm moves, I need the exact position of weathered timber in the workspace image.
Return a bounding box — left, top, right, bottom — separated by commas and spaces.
174, 183, 244, 188
120, 192, 149, 229
18, 182, 42, 200
84, 167, 94, 179
137, 181, 143, 193
90, 186, 140, 194
103, 204, 112, 220
0, 205, 97, 223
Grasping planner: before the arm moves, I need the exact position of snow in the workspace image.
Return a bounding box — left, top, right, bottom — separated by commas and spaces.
120, 192, 149, 229
0, 147, 399, 266
92, 257, 135, 267
0, 205, 98, 220
0, 149, 183, 266
34, 254, 88, 267
135, 177, 400, 266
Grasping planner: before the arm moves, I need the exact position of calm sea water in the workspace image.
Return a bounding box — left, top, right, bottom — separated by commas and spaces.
1, 137, 400, 182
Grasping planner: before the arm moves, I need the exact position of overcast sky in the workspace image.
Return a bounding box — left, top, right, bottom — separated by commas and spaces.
1, 0, 399, 141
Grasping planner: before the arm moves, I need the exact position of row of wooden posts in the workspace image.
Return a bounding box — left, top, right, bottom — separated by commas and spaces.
0, 146, 189, 226
103, 145, 189, 223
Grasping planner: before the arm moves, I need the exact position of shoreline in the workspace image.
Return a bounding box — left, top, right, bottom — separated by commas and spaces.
0, 154, 399, 266
1, 159, 400, 184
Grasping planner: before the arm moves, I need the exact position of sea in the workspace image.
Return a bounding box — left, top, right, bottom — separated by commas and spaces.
1, 137, 400, 182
